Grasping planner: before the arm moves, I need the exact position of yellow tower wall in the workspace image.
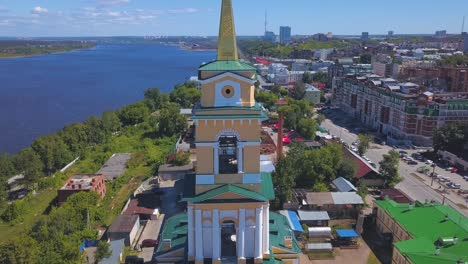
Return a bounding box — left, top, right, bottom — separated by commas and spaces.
200, 75, 255, 107
195, 119, 260, 142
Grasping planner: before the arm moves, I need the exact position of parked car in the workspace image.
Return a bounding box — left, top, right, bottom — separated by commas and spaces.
447, 183, 461, 189
407, 159, 418, 165
362, 156, 371, 162
426, 160, 434, 165
399, 151, 409, 157
141, 239, 158, 248
451, 167, 459, 173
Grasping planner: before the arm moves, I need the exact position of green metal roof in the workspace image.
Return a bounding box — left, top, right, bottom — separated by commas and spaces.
199, 60, 256, 72
192, 112, 268, 121
183, 172, 274, 203
269, 212, 302, 253
186, 184, 269, 203
155, 213, 188, 255
375, 200, 468, 264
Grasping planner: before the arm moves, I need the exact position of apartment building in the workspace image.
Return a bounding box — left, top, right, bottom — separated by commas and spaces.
334, 74, 468, 146
374, 200, 467, 264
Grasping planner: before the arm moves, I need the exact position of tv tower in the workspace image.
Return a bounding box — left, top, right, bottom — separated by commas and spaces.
264, 11, 268, 34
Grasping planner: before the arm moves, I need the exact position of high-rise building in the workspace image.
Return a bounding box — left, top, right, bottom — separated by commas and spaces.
155, 1, 301, 263
388, 30, 394, 37
264, 31, 276, 43
435, 30, 447, 38
361, 32, 369, 41
463, 32, 468, 53
279, 26, 291, 44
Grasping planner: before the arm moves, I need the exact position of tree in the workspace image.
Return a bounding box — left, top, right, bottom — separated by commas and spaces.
379, 150, 402, 187
60, 123, 89, 156
15, 148, 44, 189
158, 103, 187, 137
316, 114, 325, 125
297, 118, 317, 140
0, 235, 39, 264
144, 87, 164, 111
357, 134, 372, 156
255, 90, 278, 110
312, 72, 328, 84
101, 111, 121, 134
272, 155, 296, 209
433, 123, 468, 156
0, 154, 16, 178
302, 71, 313, 84
337, 161, 356, 180
118, 102, 150, 127
293, 81, 306, 100
312, 182, 329, 192
84, 116, 108, 146
254, 80, 261, 89
31, 134, 73, 175
1, 202, 22, 223
94, 241, 111, 263
271, 84, 282, 95
170, 84, 201, 108
360, 53, 372, 64
173, 151, 191, 166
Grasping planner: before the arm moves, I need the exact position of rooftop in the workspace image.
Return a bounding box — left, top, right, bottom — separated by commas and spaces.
108, 215, 139, 233
155, 213, 188, 255
199, 60, 256, 72
60, 174, 104, 191
332, 177, 357, 192
298, 210, 330, 221
375, 200, 468, 264
97, 153, 132, 181
305, 192, 364, 206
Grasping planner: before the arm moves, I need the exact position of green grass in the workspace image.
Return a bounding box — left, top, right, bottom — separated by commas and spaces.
0, 190, 57, 242
0, 123, 174, 240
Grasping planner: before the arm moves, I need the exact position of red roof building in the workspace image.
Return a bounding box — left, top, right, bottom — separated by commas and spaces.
342, 147, 384, 187
58, 174, 106, 205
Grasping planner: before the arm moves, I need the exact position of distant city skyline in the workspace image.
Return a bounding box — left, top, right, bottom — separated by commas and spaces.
0, 0, 467, 37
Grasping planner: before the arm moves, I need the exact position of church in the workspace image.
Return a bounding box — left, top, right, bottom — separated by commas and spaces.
155, 1, 301, 263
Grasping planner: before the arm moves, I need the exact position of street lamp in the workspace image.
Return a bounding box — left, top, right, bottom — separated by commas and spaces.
431, 164, 437, 187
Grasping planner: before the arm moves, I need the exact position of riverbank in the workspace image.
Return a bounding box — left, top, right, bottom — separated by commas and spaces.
0, 45, 96, 59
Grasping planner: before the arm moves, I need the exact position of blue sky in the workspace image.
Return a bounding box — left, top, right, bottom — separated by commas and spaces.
0, 0, 467, 37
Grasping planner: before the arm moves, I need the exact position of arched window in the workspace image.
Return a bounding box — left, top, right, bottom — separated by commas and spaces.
218, 136, 238, 174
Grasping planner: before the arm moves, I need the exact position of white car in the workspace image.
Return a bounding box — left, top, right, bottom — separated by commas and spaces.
363, 156, 371, 162
425, 160, 434, 165
350, 146, 358, 152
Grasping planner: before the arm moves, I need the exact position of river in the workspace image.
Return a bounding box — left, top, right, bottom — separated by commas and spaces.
0, 44, 216, 153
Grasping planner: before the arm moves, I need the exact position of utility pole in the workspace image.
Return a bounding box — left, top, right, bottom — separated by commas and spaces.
430, 164, 436, 186
462, 16, 466, 34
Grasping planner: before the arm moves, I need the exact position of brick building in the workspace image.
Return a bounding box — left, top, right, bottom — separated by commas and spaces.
57, 174, 106, 205
334, 74, 468, 146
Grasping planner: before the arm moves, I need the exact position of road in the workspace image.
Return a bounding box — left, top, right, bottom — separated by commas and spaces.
321, 109, 468, 217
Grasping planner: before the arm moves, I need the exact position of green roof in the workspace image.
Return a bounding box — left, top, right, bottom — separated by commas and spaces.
375, 200, 468, 264
199, 60, 256, 72
269, 212, 302, 253
186, 184, 269, 203
183, 172, 274, 203
155, 213, 188, 255
192, 113, 268, 120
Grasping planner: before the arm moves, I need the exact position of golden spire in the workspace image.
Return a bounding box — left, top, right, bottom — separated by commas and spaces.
217, 0, 238, 61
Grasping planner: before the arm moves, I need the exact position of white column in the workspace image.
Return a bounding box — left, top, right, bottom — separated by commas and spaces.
238, 208, 246, 258
187, 206, 195, 258
195, 209, 204, 261
212, 209, 221, 260
213, 146, 219, 174
263, 205, 270, 254
237, 145, 243, 173
255, 207, 263, 259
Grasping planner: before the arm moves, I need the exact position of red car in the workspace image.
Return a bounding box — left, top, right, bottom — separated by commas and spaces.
141, 239, 158, 248
451, 167, 459, 173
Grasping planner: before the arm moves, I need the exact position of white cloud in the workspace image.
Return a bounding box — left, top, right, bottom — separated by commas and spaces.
167, 8, 199, 14
97, 0, 130, 7
31, 6, 48, 15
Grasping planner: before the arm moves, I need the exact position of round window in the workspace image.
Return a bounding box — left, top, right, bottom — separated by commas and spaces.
222, 85, 235, 98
